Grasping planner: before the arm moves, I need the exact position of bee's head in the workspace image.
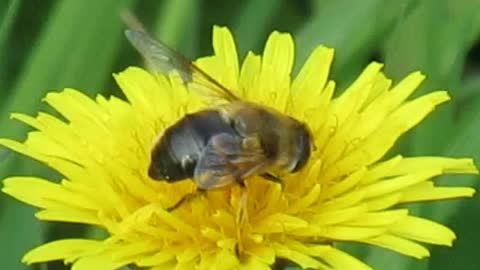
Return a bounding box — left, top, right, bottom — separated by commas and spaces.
149, 141, 195, 182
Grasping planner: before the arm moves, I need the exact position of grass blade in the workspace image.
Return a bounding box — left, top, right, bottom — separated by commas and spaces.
0, 1, 131, 269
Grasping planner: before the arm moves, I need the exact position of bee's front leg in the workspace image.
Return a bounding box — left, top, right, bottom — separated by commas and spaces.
235, 181, 249, 256
260, 173, 285, 190
167, 189, 205, 211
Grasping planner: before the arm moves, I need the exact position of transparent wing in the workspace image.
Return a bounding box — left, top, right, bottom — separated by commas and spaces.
125, 29, 239, 102
194, 133, 268, 189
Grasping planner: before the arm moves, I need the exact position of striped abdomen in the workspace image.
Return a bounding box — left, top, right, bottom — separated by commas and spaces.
148, 110, 236, 181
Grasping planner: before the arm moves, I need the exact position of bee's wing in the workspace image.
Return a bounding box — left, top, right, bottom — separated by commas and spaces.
125, 30, 239, 103
194, 133, 268, 189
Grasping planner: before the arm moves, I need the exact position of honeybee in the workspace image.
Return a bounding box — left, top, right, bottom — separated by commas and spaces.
125, 29, 314, 211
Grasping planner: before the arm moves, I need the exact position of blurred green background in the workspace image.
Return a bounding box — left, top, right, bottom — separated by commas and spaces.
0, 0, 480, 269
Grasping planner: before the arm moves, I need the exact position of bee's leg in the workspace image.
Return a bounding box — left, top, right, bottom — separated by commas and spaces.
167, 189, 205, 211
125, 264, 143, 270
235, 181, 249, 256
235, 182, 249, 225
260, 173, 285, 190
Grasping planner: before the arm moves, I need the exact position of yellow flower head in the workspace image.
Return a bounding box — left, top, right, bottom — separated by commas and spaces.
1, 26, 478, 270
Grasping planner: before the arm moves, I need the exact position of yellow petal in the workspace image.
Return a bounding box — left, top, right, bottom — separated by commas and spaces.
292, 46, 334, 97
145, 204, 196, 235
10, 113, 43, 130
238, 257, 271, 270
308, 81, 335, 145
176, 247, 198, 267
44, 89, 108, 125
211, 26, 239, 89
317, 225, 386, 240
110, 241, 160, 261
287, 184, 321, 213
245, 245, 275, 264
114, 67, 174, 118
361, 169, 442, 199
362, 234, 430, 258
361, 155, 403, 185
150, 262, 176, 270
320, 189, 366, 212
327, 167, 366, 198
333, 62, 383, 127
23, 239, 103, 264
350, 71, 417, 140
401, 182, 475, 202
135, 252, 175, 267
311, 205, 367, 225
213, 249, 239, 270
2, 177, 97, 210
364, 192, 403, 211
325, 91, 450, 179
360, 72, 391, 109
262, 31, 294, 85
320, 247, 373, 270
72, 253, 127, 270
36, 209, 100, 225
391, 216, 456, 245
343, 209, 408, 227
272, 243, 326, 269
1, 25, 477, 270
239, 51, 261, 99
282, 238, 331, 258
0, 138, 49, 164
255, 213, 308, 233
259, 31, 294, 111
197, 252, 215, 270
389, 157, 478, 176
360, 71, 425, 118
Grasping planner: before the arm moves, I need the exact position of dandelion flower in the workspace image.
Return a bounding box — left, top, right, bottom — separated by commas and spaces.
1, 26, 478, 270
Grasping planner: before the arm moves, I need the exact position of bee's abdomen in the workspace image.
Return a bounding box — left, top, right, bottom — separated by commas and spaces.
149, 110, 235, 182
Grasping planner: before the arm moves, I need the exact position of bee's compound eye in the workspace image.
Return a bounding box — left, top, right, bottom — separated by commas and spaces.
291, 125, 312, 173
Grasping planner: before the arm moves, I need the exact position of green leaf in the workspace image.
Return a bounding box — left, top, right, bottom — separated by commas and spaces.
366, 0, 480, 269
364, 249, 427, 270
0, 193, 45, 270
0, 0, 21, 52
0, 1, 131, 269
429, 95, 480, 220
0, 0, 21, 101
455, 74, 480, 102
232, 0, 281, 58
384, 0, 480, 155
426, 94, 480, 270
294, 0, 409, 77
0, 0, 130, 139
152, 0, 200, 56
